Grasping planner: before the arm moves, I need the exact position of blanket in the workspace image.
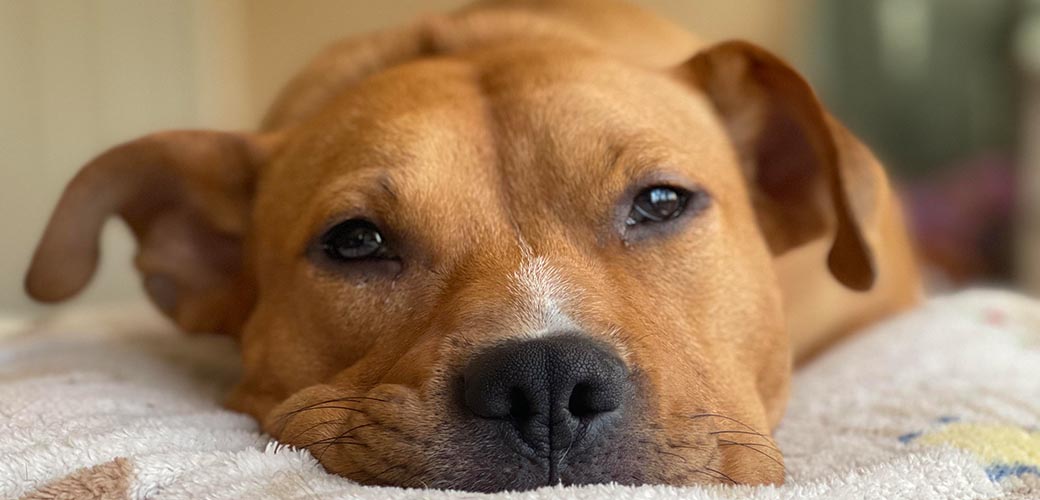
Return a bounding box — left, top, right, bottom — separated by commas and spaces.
1, 290, 1038, 499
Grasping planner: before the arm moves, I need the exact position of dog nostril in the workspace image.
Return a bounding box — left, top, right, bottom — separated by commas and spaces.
509, 387, 533, 421
567, 381, 622, 419
567, 382, 597, 419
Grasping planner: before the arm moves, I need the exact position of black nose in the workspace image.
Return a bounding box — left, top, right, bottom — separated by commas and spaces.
462, 334, 629, 458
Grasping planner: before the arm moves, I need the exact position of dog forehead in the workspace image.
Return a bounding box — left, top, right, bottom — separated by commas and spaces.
489, 60, 711, 131
285, 59, 496, 172
256, 59, 500, 235
280, 48, 721, 179
257, 50, 734, 254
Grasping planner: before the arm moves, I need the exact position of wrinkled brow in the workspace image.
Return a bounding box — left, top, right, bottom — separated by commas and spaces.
376, 172, 399, 202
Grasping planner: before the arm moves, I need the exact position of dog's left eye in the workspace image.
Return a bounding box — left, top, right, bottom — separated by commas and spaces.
627, 186, 696, 225
320, 219, 387, 261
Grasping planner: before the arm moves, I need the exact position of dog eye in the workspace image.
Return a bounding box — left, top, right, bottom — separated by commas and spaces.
626, 186, 700, 225
321, 219, 387, 260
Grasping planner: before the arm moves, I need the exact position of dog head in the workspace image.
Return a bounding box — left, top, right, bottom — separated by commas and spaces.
26, 41, 881, 490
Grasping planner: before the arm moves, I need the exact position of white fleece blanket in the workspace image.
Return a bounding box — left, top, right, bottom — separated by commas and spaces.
1, 290, 1038, 500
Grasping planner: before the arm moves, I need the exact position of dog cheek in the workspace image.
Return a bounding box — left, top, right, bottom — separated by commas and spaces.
757, 326, 792, 429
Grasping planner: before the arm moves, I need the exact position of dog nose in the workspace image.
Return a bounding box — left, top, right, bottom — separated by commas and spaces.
462, 335, 628, 455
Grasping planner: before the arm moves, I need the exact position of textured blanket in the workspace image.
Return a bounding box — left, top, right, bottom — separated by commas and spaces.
1, 290, 1038, 499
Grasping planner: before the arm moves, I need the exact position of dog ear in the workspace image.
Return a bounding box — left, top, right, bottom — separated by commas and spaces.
25, 130, 281, 334
679, 41, 878, 291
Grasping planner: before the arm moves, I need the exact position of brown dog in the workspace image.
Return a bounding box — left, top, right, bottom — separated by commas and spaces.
25, 0, 921, 491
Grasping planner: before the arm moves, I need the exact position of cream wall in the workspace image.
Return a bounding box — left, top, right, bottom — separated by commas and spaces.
1, 0, 811, 317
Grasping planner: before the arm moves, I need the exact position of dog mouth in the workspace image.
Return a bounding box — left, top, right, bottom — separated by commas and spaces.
264, 335, 784, 491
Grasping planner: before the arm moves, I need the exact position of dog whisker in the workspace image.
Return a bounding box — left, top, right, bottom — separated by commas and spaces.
302, 434, 366, 449
687, 413, 765, 435
557, 419, 589, 472
319, 421, 380, 443
274, 405, 366, 436
341, 396, 390, 404
313, 422, 381, 461
656, 449, 688, 463
316, 438, 369, 462
277, 396, 384, 419
667, 443, 699, 451
286, 404, 367, 416
688, 413, 780, 452
716, 439, 785, 470
708, 429, 772, 440
714, 437, 781, 456
285, 417, 356, 444
272, 395, 387, 434
703, 466, 738, 484
712, 434, 780, 453
689, 468, 734, 485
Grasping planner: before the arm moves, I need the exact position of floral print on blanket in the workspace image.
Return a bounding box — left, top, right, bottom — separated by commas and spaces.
980, 304, 1040, 349
900, 417, 1040, 483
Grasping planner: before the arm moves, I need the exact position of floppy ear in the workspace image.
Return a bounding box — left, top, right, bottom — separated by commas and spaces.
679, 41, 878, 291
25, 130, 280, 334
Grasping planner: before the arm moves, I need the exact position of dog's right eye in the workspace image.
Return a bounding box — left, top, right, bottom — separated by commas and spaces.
320, 219, 388, 261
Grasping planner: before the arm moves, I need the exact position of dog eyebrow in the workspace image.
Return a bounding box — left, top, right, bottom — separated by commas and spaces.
599, 138, 673, 179
377, 174, 398, 202
601, 143, 627, 177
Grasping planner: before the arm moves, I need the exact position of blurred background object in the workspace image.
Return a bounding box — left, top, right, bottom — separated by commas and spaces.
1, 0, 1036, 317
811, 0, 1025, 289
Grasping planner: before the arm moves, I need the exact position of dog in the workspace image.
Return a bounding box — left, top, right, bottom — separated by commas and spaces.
24, 0, 921, 491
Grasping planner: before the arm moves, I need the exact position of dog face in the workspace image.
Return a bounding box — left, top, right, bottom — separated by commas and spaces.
26, 42, 878, 491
